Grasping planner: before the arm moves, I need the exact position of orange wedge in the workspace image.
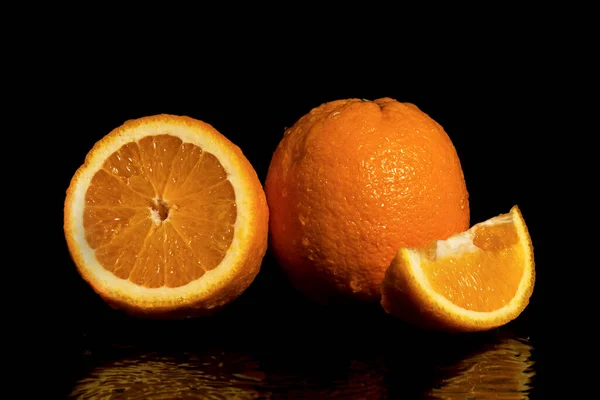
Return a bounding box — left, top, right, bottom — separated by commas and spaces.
64, 114, 269, 318
381, 205, 534, 332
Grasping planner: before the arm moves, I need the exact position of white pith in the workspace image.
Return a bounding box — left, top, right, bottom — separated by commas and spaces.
434, 213, 512, 259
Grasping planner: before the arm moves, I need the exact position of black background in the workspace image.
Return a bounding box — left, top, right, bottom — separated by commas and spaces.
38, 26, 562, 398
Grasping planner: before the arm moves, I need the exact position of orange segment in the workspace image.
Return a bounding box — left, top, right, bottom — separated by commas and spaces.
64, 114, 269, 319
423, 222, 523, 312
165, 151, 229, 200
137, 134, 183, 195
162, 142, 204, 198
101, 141, 156, 197
381, 205, 535, 332
162, 222, 206, 287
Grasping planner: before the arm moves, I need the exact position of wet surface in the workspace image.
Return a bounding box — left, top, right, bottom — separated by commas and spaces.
51, 250, 546, 399
66, 331, 537, 399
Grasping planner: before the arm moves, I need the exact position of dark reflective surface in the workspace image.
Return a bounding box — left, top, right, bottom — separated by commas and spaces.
425, 335, 534, 399
58, 253, 544, 399
67, 331, 536, 399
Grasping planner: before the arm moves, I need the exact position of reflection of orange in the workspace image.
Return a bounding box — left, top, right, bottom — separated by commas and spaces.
69, 350, 388, 399
265, 98, 469, 302
382, 206, 535, 332
70, 351, 264, 399
428, 336, 535, 399
64, 115, 269, 318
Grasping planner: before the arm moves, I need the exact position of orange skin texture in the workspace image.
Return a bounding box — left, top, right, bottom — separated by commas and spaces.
265, 98, 470, 303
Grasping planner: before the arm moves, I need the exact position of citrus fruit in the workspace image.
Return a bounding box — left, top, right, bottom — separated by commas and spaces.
381, 205, 535, 332
64, 114, 269, 318
264, 97, 469, 303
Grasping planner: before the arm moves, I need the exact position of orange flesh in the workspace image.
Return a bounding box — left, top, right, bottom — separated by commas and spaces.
83, 134, 237, 288
423, 221, 523, 312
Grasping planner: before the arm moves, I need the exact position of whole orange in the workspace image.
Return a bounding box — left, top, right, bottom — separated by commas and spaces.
265, 98, 470, 303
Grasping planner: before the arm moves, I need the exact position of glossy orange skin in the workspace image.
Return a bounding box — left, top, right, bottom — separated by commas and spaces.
265, 98, 469, 303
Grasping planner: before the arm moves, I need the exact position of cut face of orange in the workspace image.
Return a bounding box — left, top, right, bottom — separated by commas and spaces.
381, 205, 534, 332
64, 115, 269, 318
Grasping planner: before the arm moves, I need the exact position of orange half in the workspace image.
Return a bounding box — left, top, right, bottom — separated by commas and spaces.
381, 205, 535, 332
64, 114, 269, 318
